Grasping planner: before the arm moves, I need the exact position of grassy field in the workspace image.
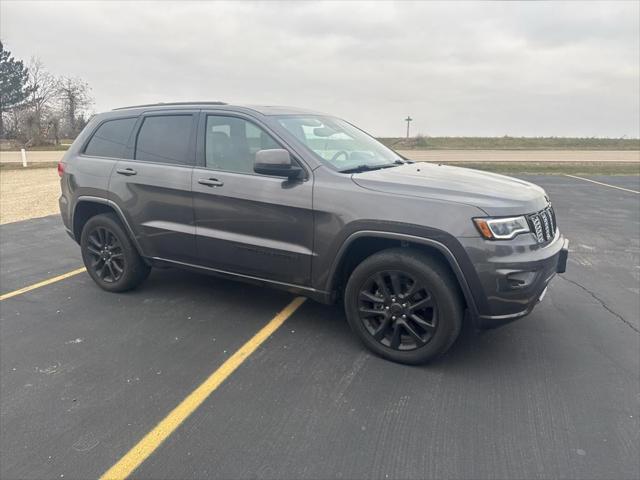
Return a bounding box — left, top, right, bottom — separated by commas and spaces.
0, 144, 70, 151
379, 136, 640, 150
441, 162, 639, 175
0, 139, 72, 151
2, 137, 640, 152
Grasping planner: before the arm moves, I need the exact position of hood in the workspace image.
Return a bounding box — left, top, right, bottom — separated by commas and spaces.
351, 163, 548, 216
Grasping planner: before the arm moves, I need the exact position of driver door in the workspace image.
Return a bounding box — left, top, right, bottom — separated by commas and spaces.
192, 113, 314, 286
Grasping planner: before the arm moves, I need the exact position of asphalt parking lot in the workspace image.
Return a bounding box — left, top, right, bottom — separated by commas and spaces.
1, 175, 638, 480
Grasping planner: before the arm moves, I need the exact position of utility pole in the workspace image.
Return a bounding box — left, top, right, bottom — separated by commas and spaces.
404, 116, 413, 138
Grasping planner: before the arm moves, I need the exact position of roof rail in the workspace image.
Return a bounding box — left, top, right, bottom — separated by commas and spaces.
113, 101, 227, 110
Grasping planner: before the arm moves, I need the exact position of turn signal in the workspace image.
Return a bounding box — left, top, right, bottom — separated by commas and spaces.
473, 219, 494, 239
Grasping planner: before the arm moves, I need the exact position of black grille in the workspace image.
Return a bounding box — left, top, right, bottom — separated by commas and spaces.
528, 205, 556, 243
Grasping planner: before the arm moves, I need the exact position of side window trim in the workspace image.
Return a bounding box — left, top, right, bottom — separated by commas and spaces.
80, 116, 139, 159
124, 110, 199, 167
196, 111, 308, 179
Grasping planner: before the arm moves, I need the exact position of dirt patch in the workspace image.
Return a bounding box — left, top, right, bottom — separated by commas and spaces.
0, 168, 60, 225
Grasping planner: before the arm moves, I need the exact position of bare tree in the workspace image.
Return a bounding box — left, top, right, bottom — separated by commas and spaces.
24, 57, 58, 145
57, 76, 92, 137
2, 55, 94, 146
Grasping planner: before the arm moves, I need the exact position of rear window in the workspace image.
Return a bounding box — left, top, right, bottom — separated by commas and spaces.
84, 118, 136, 158
134, 115, 193, 165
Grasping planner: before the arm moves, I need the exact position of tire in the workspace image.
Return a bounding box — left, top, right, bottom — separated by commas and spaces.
344, 248, 463, 365
80, 213, 150, 292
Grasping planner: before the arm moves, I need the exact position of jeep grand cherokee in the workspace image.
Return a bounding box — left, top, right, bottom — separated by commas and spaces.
59, 102, 569, 364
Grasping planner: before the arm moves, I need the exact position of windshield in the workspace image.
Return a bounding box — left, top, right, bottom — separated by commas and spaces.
275, 115, 403, 172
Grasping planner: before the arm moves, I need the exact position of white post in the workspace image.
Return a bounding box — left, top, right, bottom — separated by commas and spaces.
20, 148, 27, 167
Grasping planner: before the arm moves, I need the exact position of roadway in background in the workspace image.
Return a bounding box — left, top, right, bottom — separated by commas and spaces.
1, 149, 639, 164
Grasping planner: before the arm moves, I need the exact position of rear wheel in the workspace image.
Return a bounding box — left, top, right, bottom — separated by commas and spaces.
80, 213, 150, 292
344, 248, 463, 365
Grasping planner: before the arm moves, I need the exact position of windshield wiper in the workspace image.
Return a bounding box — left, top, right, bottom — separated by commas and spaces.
340, 163, 400, 174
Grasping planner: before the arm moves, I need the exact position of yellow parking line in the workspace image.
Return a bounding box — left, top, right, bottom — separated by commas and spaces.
0, 267, 87, 301
100, 296, 307, 480
564, 174, 640, 194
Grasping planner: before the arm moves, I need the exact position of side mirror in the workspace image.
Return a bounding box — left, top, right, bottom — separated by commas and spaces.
254, 149, 303, 180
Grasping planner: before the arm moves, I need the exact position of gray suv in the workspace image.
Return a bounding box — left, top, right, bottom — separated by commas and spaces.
59, 102, 569, 364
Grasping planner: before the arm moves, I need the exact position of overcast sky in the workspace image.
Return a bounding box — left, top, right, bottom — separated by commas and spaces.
1, 1, 638, 137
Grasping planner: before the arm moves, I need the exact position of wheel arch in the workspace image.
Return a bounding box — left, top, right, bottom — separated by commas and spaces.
327, 231, 480, 319
72, 196, 146, 259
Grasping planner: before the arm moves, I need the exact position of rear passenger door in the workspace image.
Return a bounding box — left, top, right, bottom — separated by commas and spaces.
192, 112, 314, 286
74, 115, 138, 210
109, 111, 199, 263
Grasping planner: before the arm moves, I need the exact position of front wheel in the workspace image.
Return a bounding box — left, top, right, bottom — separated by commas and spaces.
344, 248, 463, 365
80, 213, 150, 292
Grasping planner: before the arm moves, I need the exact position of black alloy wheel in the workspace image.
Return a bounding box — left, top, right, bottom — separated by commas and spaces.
344, 248, 463, 365
85, 226, 125, 283
80, 213, 150, 292
358, 270, 438, 351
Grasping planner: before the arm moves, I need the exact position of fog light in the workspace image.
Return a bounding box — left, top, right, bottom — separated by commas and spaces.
505, 271, 536, 290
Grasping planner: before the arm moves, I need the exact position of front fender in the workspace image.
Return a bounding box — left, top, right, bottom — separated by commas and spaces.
319, 223, 488, 320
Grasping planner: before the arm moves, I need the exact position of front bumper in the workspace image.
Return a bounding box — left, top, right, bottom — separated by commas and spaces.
459, 232, 569, 329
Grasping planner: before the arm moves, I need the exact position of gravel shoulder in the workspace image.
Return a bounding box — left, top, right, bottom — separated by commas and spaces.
0, 168, 61, 225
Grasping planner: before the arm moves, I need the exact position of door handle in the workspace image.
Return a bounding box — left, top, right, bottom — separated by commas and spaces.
116, 168, 137, 176
198, 178, 224, 187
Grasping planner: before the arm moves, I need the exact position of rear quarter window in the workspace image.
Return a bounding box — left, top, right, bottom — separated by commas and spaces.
84, 118, 137, 158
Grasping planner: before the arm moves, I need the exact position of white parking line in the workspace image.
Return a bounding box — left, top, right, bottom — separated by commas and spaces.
564, 174, 640, 194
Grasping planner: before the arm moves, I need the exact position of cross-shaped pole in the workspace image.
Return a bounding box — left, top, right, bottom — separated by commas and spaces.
405, 116, 413, 138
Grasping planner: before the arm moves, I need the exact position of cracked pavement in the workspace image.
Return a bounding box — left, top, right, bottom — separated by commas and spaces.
560, 276, 639, 334
528, 175, 640, 333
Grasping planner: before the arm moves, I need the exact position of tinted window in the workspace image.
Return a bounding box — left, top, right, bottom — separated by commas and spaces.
135, 115, 193, 165
84, 118, 136, 158
205, 115, 280, 174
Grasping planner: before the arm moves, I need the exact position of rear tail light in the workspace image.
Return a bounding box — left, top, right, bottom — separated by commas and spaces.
57, 162, 65, 177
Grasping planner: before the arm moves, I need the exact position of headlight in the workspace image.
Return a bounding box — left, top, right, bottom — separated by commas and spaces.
473, 216, 530, 240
